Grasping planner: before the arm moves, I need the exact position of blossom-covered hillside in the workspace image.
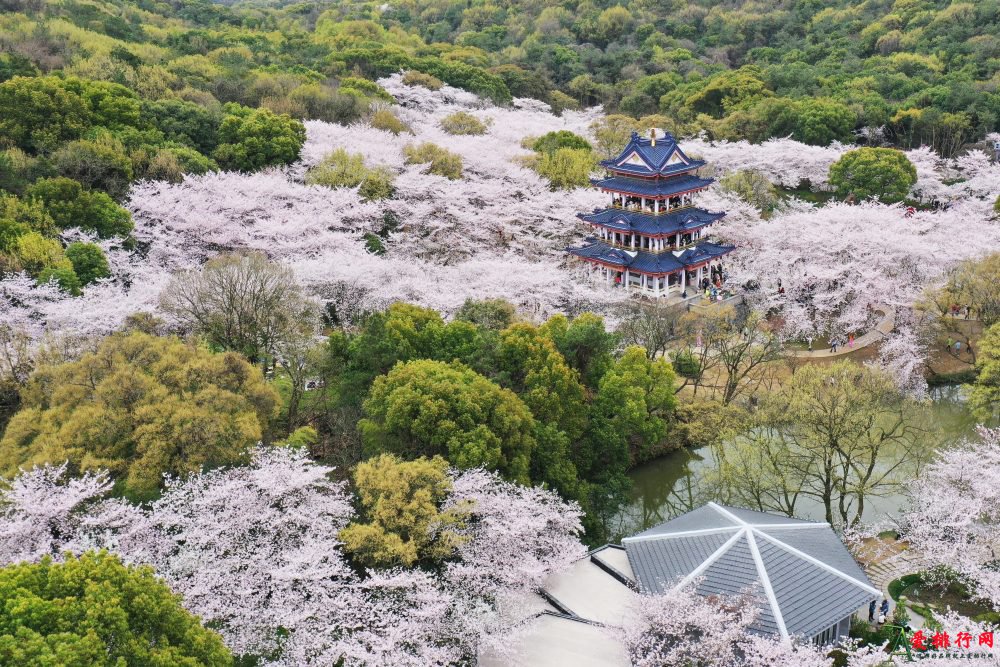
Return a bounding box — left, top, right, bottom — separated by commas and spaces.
3, 75, 999, 391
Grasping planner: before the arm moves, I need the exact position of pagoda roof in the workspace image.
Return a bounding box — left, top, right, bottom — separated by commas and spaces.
567, 240, 735, 275
601, 130, 705, 176
592, 174, 713, 198
578, 207, 725, 236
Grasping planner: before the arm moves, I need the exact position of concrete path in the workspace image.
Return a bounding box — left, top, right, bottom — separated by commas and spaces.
788, 305, 896, 359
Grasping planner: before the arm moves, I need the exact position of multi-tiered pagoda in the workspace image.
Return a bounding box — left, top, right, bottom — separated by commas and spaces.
567, 129, 734, 297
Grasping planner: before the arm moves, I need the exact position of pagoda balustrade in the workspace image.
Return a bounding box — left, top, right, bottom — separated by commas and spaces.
596, 227, 704, 252
609, 193, 694, 214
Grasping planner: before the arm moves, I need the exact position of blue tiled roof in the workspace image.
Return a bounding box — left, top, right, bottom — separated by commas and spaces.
578, 207, 725, 235
566, 240, 735, 275
592, 174, 713, 197
600, 130, 705, 176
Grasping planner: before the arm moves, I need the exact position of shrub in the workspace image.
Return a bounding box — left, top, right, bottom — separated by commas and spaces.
290, 83, 370, 123
370, 108, 411, 135
404, 142, 463, 179
440, 111, 489, 135
402, 70, 443, 90
305, 148, 395, 201
338, 77, 394, 103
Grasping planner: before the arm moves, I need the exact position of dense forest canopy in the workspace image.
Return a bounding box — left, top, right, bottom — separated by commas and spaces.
1, 0, 998, 156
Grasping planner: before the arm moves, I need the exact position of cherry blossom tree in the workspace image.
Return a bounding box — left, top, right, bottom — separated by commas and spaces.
623, 583, 836, 667
0, 447, 588, 665
891, 427, 1000, 608
0, 463, 111, 564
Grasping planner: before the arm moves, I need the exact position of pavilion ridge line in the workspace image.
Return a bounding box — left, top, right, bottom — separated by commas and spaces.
567, 129, 735, 296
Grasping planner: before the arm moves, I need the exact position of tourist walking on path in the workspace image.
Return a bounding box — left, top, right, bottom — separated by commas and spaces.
868, 600, 876, 623
807, 336, 814, 352
831, 338, 839, 353
879, 599, 890, 624
848, 333, 854, 348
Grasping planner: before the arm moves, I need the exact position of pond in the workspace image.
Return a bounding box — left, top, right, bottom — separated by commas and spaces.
608, 384, 984, 542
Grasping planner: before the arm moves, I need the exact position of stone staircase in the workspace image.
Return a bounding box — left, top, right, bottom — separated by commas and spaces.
866, 550, 927, 592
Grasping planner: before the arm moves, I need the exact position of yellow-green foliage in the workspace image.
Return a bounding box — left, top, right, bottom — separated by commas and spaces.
305, 148, 395, 201
401, 70, 443, 90
440, 111, 489, 135
369, 108, 411, 135
403, 142, 463, 179
531, 147, 596, 189
340, 454, 467, 568
0, 552, 233, 666
0, 332, 279, 499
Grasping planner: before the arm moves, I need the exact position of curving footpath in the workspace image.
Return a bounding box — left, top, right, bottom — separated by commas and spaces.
787, 305, 896, 358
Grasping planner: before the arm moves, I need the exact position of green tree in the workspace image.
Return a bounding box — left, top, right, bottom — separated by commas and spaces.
212, 104, 306, 171
0, 76, 90, 152
971, 322, 1000, 421
793, 98, 856, 146
532, 147, 596, 189
719, 169, 780, 213
36, 264, 82, 295
142, 98, 221, 154
715, 361, 927, 526
540, 312, 617, 389
590, 115, 638, 159
587, 346, 678, 465
454, 298, 516, 331
0, 332, 279, 499
340, 454, 466, 568
52, 134, 134, 200
359, 359, 535, 483
0, 552, 232, 666
159, 253, 316, 365
65, 241, 110, 285
492, 322, 588, 441
26, 177, 133, 238
828, 147, 917, 203
532, 130, 592, 154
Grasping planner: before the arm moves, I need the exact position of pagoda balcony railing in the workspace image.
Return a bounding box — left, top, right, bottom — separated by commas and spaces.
609, 203, 695, 215
601, 238, 706, 253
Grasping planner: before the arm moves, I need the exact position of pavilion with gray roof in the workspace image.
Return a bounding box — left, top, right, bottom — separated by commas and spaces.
622, 502, 880, 644
480, 503, 878, 665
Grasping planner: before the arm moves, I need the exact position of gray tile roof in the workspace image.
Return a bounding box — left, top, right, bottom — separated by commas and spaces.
622, 502, 878, 640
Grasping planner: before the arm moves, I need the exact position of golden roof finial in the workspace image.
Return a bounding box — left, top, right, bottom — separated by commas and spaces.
650, 127, 656, 147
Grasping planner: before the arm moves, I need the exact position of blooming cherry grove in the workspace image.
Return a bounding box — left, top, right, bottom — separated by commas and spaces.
0, 447, 589, 665
1, 75, 997, 388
